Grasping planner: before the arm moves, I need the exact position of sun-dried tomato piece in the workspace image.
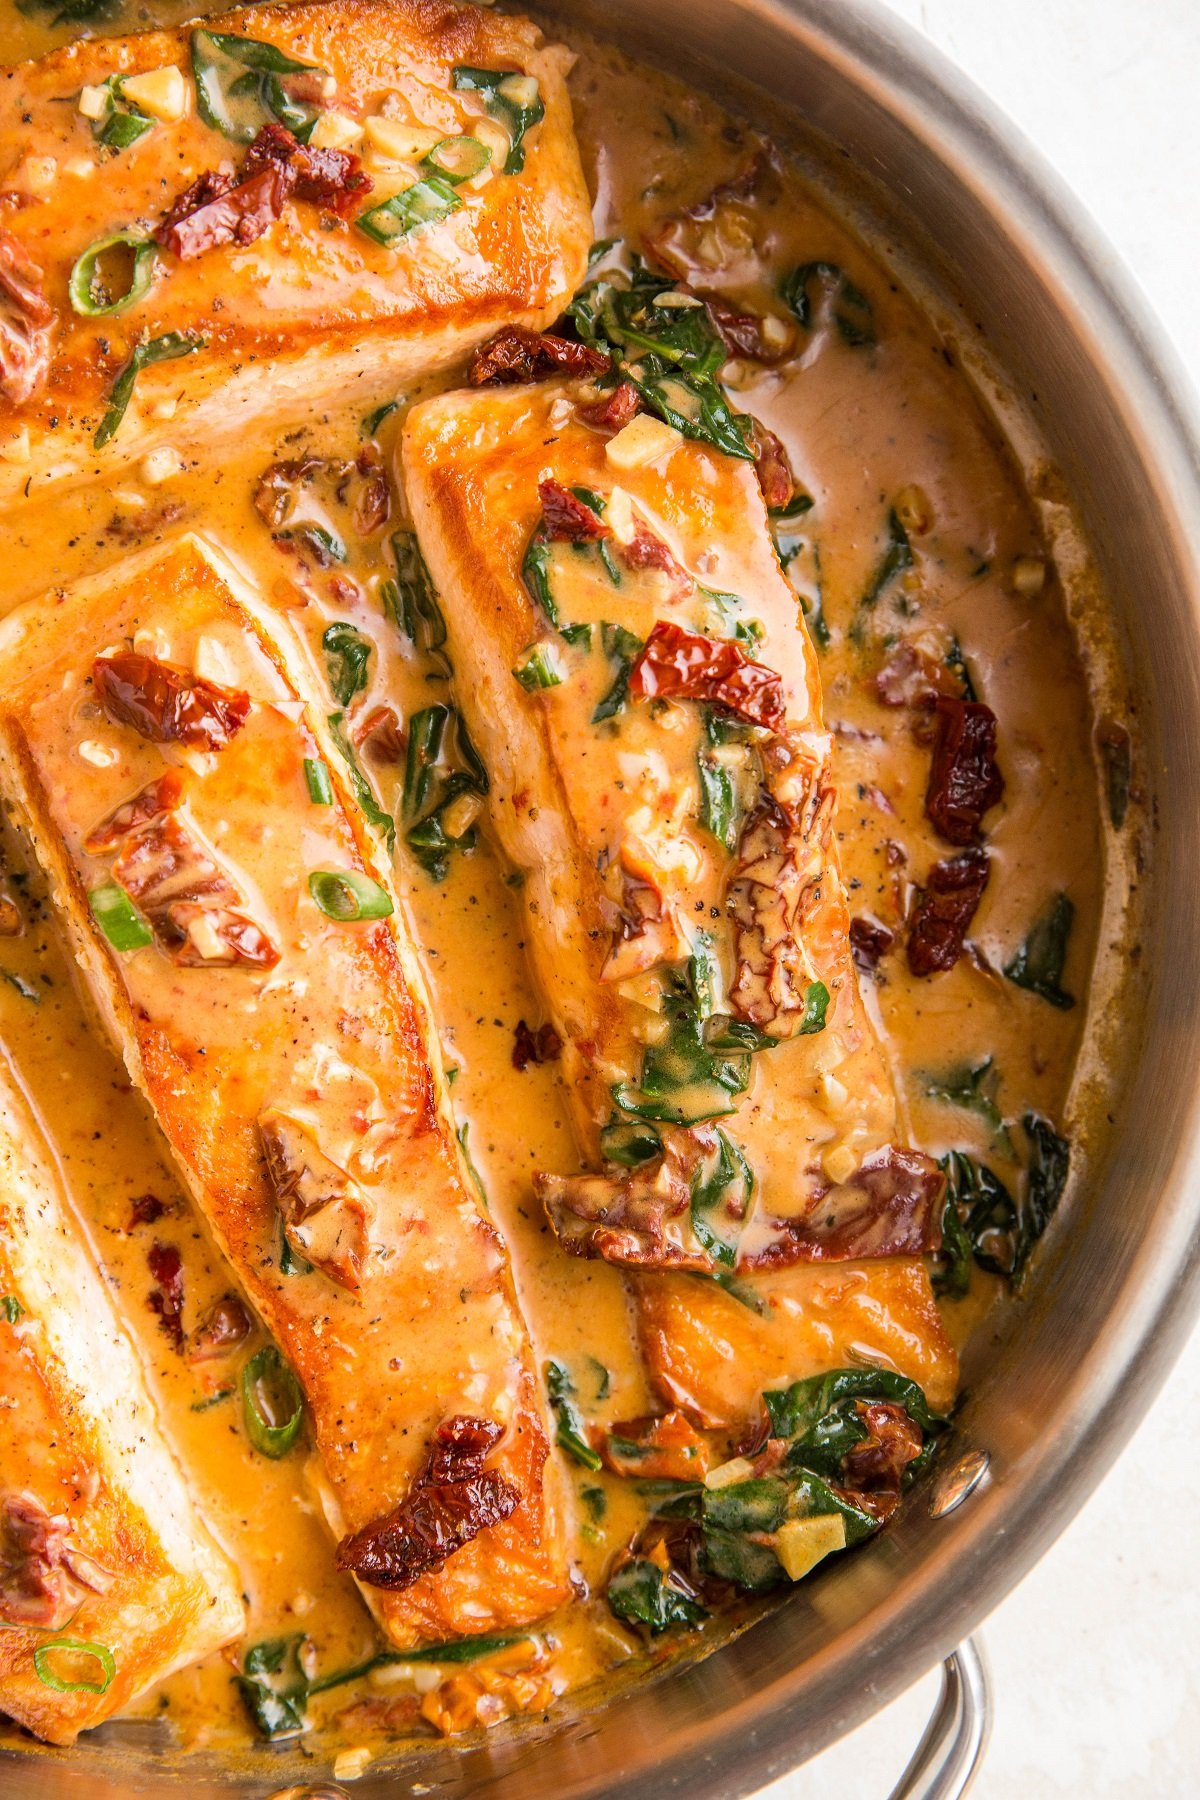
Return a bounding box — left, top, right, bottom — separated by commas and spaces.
84, 769, 186, 854
544, 1140, 943, 1272
603, 1411, 711, 1482
147, 1241, 185, 1351
0, 1495, 111, 1632
579, 379, 643, 431
619, 522, 685, 579
629, 620, 786, 731
708, 299, 790, 366
468, 325, 611, 386
746, 417, 796, 510
836, 1401, 924, 1522
335, 1414, 520, 1590
188, 1293, 252, 1362
260, 1109, 371, 1293
850, 915, 895, 973
873, 641, 962, 709
111, 814, 237, 912
0, 228, 53, 406
158, 124, 371, 258
907, 848, 990, 976
110, 813, 280, 969
924, 697, 1004, 845
744, 1147, 945, 1268
538, 478, 608, 542
353, 449, 391, 534
128, 1193, 166, 1229
356, 704, 406, 763
245, 120, 371, 218
93, 652, 250, 750
169, 901, 281, 969
512, 1019, 563, 1071
157, 161, 293, 259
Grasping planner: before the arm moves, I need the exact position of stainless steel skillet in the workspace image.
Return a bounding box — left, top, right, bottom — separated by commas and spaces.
3, 0, 1199, 1793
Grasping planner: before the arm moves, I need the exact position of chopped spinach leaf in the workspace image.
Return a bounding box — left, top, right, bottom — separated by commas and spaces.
591, 622, 643, 723
855, 508, 913, 624
545, 1360, 603, 1471
361, 399, 399, 438
327, 711, 395, 851
612, 970, 750, 1125
386, 532, 449, 673
192, 28, 325, 145
689, 1128, 754, 1268
94, 331, 205, 449
923, 1056, 1013, 1154
1017, 1112, 1070, 1279
322, 621, 372, 707
607, 1558, 706, 1634
236, 1635, 310, 1739
781, 261, 876, 349
945, 636, 978, 702
568, 260, 753, 460
1004, 893, 1076, 1010
401, 705, 488, 881
599, 1117, 663, 1166
697, 705, 739, 849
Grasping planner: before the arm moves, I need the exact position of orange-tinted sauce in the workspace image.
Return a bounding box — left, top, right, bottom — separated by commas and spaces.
0, 0, 1119, 1772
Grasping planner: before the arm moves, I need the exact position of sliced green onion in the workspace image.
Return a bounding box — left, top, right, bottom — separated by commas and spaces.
307, 870, 394, 922
89, 884, 153, 952
513, 643, 563, 690
0, 1295, 23, 1323
33, 1638, 116, 1696
94, 331, 206, 450
356, 174, 463, 247
240, 1345, 304, 1459
69, 233, 156, 319
303, 758, 333, 805
452, 66, 544, 175
421, 135, 491, 184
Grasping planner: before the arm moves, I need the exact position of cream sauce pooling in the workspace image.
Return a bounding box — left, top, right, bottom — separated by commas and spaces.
0, 1, 1102, 1761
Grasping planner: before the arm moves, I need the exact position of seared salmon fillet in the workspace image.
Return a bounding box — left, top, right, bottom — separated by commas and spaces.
0, 0, 591, 497
0, 1054, 242, 1745
0, 534, 569, 1646
402, 378, 955, 1413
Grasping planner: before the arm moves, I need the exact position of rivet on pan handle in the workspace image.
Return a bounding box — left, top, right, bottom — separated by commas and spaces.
886, 1637, 992, 1800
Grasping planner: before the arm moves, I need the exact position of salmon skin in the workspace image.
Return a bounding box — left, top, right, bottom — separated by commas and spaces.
0, 533, 569, 1648
0, 1054, 243, 1745
0, 0, 591, 498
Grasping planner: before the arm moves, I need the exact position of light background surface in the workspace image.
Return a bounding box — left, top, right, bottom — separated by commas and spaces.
763, 2, 1200, 1796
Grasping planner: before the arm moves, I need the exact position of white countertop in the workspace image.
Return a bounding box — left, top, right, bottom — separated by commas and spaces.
766, 2, 1200, 1794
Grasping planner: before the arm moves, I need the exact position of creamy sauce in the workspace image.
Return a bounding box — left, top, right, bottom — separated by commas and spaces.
0, 0, 1111, 1769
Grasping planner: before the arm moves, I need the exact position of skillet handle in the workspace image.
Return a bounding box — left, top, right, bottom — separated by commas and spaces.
886, 1637, 992, 1800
